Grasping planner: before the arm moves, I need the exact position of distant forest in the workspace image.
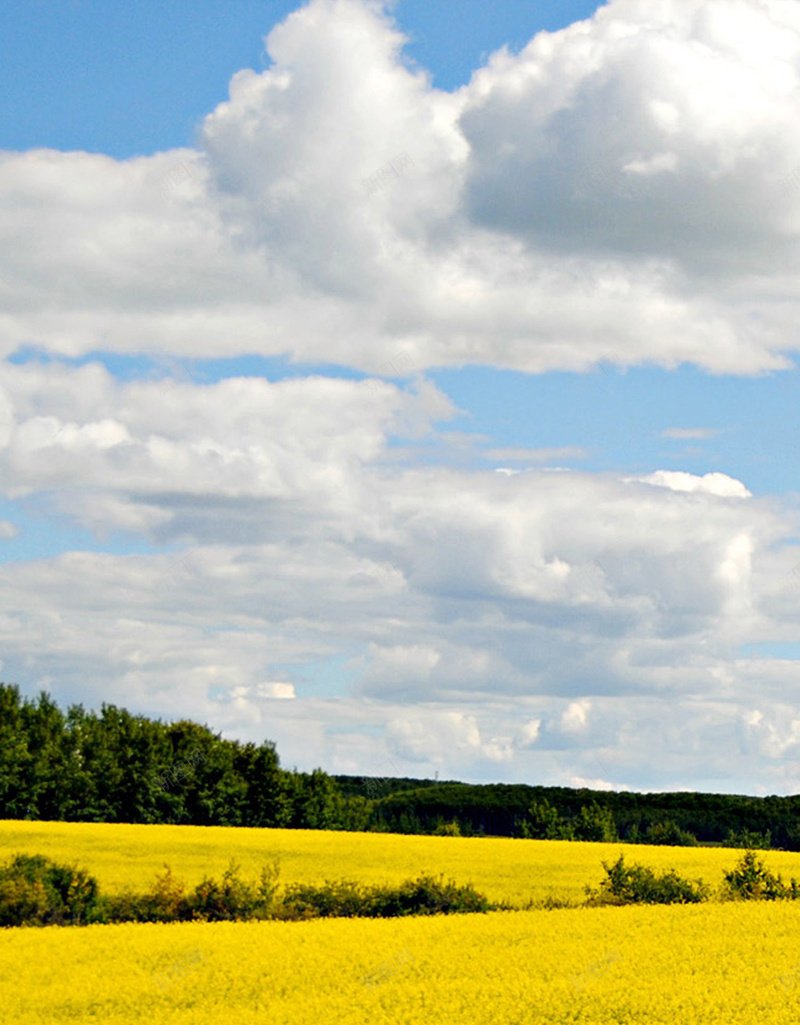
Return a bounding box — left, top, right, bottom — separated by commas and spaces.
1, 684, 797, 849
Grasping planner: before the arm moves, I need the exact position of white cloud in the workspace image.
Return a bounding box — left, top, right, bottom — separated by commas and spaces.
561, 700, 591, 734
520, 719, 541, 746
257, 682, 296, 699
1, 0, 800, 374
4, 0, 800, 791
634, 470, 752, 497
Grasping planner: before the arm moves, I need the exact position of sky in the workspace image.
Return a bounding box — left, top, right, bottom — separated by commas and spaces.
1, 0, 800, 796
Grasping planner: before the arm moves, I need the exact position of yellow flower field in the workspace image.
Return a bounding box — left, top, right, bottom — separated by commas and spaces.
3, 902, 800, 1024
3, 818, 800, 906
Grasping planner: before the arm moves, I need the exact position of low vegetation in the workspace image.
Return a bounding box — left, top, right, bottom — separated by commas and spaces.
0, 853, 490, 926
585, 854, 710, 905
586, 849, 800, 906
721, 848, 800, 900
3, 847, 799, 927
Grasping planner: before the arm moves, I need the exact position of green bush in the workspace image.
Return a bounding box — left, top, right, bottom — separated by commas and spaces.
101, 859, 281, 924
371, 875, 490, 916
585, 854, 709, 905
279, 879, 369, 919
187, 859, 280, 922
0, 853, 100, 926
102, 864, 190, 923
0, 853, 487, 926
279, 874, 490, 920
721, 849, 799, 900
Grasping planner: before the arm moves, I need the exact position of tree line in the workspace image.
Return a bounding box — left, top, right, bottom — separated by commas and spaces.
0, 684, 366, 829
1, 684, 798, 847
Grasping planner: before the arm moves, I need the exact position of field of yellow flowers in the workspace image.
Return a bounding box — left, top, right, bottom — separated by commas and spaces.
4, 821, 800, 1022
3, 901, 800, 1023
5, 819, 800, 907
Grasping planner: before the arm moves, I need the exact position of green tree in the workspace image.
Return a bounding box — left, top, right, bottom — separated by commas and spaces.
236, 741, 292, 828
0, 684, 32, 818
645, 820, 698, 846
289, 770, 340, 829
519, 799, 574, 840
573, 801, 619, 843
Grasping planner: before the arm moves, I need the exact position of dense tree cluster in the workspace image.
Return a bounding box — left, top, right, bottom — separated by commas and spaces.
2, 684, 799, 848
0, 684, 367, 829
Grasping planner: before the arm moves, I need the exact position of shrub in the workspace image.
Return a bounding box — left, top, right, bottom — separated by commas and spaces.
0, 853, 487, 926
279, 879, 368, 919
721, 849, 799, 900
0, 853, 100, 927
112, 864, 189, 923
370, 875, 490, 917
187, 859, 279, 922
279, 874, 490, 920
585, 854, 709, 905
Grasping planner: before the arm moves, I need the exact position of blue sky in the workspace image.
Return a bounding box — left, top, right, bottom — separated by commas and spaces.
1, 1, 602, 155
2, 0, 800, 795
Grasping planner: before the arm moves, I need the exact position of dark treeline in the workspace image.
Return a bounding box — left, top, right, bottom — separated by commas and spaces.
353, 781, 800, 849
2, 684, 800, 848
0, 684, 368, 830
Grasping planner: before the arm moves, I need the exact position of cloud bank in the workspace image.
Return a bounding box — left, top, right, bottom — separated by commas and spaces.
2, 0, 800, 792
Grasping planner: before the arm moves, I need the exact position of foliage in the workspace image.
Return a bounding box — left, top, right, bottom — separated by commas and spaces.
432, 819, 462, 837
642, 820, 699, 846
281, 874, 489, 919
0, 684, 355, 831
0, 853, 99, 926
1, 848, 488, 926
573, 801, 619, 843
724, 828, 772, 850
8, 680, 800, 850
585, 853, 710, 905
721, 849, 800, 901
517, 799, 574, 840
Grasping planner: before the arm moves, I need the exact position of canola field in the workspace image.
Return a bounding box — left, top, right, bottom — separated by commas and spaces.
3, 901, 800, 1023
4, 818, 800, 906
5, 820, 800, 1023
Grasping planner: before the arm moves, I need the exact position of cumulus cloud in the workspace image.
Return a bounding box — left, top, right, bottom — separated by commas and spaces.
0, 356, 797, 787
634, 470, 752, 497
3, 0, 800, 791
561, 700, 591, 734
1, 0, 800, 374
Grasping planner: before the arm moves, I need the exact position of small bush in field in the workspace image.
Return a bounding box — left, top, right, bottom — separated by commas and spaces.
0, 853, 99, 926
187, 859, 280, 921
721, 850, 800, 901
585, 854, 709, 905
278, 874, 490, 920
0, 850, 487, 925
